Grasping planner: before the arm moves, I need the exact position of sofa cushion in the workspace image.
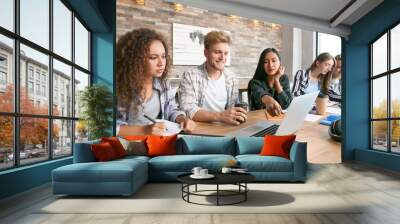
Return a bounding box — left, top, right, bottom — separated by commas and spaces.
116, 155, 150, 163
146, 135, 177, 157
119, 138, 147, 156
236, 155, 293, 172
124, 135, 148, 141
101, 137, 127, 158
52, 161, 143, 183
91, 142, 118, 161
235, 137, 263, 155
74, 140, 101, 163
148, 154, 235, 172
177, 136, 236, 155
260, 135, 296, 159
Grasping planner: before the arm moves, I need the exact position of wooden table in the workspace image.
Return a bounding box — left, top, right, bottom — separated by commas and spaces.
187, 110, 341, 164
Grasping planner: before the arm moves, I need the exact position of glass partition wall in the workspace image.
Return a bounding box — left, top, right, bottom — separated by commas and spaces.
0, 0, 91, 170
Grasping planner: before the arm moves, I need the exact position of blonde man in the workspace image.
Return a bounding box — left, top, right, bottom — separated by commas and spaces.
178, 31, 247, 125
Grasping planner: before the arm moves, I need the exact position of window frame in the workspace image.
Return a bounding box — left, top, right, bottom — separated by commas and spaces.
370, 20, 400, 154
0, 0, 92, 171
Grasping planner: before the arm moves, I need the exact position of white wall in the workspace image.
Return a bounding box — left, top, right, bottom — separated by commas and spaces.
281, 26, 315, 82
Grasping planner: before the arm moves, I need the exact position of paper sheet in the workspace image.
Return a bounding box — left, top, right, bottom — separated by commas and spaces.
326, 106, 341, 115
155, 119, 182, 136
304, 114, 323, 122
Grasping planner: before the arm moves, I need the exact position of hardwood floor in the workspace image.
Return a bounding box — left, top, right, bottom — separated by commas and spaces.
297, 122, 342, 164
1, 162, 399, 224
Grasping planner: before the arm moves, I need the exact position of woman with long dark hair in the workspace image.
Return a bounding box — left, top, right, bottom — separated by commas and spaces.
248, 48, 292, 116
116, 28, 195, 136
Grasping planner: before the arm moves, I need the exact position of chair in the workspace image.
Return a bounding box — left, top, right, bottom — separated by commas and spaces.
247, 83, 256, 111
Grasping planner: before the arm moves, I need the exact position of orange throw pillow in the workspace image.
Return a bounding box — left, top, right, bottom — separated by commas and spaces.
259, 135, 296, 159
124, 135, 148, 141
101, 137, 126, 158
146, 135, 178, 157
91, 142, 117, 161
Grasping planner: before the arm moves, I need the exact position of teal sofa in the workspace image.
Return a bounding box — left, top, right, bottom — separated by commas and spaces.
52, 136, 307, 196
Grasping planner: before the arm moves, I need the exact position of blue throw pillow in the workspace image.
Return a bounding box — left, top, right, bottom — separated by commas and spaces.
178, 136, 235, 155
235, 137, 264, 155
73, 139, 101, 163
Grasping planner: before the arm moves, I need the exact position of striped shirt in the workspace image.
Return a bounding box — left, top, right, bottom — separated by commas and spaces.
328, 79, 341, 102
117, 78, 185, 132
292, 69, 327, 98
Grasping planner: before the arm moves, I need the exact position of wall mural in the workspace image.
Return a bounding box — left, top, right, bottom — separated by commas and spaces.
172, 23, 231, 66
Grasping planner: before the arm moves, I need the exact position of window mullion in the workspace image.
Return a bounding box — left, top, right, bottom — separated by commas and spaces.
13, 0, 20, 166
387, 29, 392, 152
49, 0, 53, 160
71, 11, 76, 154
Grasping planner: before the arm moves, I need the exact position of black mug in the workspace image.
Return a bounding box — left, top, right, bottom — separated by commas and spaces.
234, 102, 249, 112
234, 102, 248, 123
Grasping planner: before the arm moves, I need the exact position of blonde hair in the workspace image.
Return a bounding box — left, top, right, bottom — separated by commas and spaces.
204, 31, 231, 49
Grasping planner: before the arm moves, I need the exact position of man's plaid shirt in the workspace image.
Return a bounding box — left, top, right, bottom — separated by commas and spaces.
177, 62, 239, 119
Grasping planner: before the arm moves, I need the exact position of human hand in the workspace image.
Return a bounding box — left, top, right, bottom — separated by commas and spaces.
178, 117, 196, 132
218, 107, 247, 125
145, 122, 166, 135
274, 65, 285, 81
266, 100, 282, 116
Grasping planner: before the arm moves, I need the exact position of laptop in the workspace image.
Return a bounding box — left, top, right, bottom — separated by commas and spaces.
227, 91, 319, 137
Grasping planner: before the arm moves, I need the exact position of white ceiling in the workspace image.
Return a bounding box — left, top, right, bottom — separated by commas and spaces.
227, 0, 352, 23
165, 0, 384, 37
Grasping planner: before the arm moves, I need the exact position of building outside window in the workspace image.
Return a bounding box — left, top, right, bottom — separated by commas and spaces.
41, 73, 46, 83
35, 70, 40, 81
0, 0, 91, 170
28, 81, 34, 94
28, 66, 34, 79
0, 71, 6, 85
370, 23, 400, 154
0, 54, 7, 88
41, 85, 46, 97
35, 83, 40, 95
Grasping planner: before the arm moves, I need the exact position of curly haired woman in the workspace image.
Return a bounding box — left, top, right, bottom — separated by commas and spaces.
116, 28, 195, 136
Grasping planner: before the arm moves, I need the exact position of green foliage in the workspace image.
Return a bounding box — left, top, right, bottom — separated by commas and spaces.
79, 84, 113, 140
372, 99, 400, 139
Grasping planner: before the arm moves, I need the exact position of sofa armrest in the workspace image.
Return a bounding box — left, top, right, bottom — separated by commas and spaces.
73, 140, 100, 163
289, 142, 307, 181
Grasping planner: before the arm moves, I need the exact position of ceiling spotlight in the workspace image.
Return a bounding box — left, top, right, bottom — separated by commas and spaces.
134, 0, 145, 5
228, 15, 238, 22
271, 23, 277, 29
174, 3, 184, 12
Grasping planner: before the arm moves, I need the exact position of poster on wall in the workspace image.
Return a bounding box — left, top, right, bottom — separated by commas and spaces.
172, 23, 231, 66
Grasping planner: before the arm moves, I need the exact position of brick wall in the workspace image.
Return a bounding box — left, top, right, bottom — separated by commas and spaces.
117, 0, 284, 87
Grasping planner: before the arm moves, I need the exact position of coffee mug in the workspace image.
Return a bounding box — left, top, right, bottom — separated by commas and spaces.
221, 167, 232, 174
235, 102, 249, 112
191, 167, 202, 176
199, 169, 208, 176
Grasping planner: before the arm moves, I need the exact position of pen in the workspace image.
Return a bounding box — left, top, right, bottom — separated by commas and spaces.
143, 114, 168, 131
143, 114, 156, 124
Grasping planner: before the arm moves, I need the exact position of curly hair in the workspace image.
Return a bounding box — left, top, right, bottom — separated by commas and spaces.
116, 28, 171, 118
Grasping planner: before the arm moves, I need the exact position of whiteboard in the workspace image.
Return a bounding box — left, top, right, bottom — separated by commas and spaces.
172, 23, 231, 66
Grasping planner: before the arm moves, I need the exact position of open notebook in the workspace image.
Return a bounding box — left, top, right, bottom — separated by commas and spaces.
155, 119, 182, 136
